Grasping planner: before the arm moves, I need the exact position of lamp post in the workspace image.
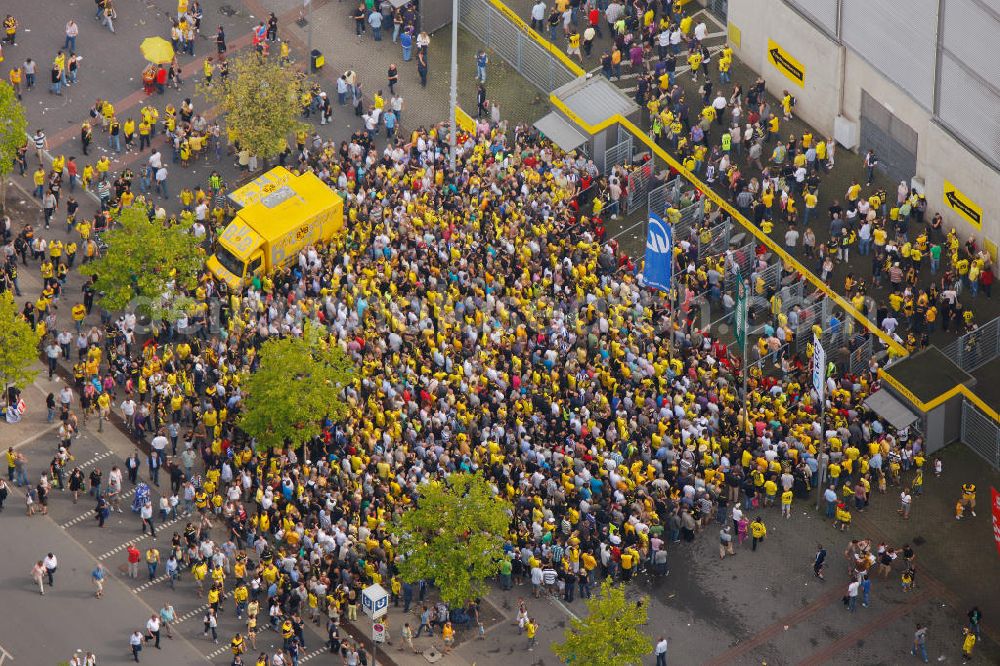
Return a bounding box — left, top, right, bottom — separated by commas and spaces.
449, 0, 459, 170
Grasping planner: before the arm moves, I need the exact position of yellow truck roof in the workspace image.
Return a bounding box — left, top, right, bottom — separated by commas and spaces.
227, 166, 295, 209
236, 172, 341, 240
217, 219, 265, 257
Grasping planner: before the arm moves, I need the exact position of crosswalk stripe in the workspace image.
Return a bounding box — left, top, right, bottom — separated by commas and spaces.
132, 573, 171, 593
59, 487, 137, 528
98, 514, 187, 560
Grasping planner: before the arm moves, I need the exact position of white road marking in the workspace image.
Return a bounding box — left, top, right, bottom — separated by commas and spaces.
98, 513, 186, 560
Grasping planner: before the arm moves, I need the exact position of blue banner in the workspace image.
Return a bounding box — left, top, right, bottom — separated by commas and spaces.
644, 213, 673, 292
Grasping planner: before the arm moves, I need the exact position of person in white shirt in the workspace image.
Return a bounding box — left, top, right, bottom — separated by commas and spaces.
146, 614, 162, 648
529, 0, 546, 31
130, 630, 144, 660
43, 552, 58, 586
120, 398, 137, 431
150, 431, 168, 464
654, 636, 669, 666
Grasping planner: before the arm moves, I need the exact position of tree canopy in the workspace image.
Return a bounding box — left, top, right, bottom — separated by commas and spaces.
79, 205, 204, 320
200, 52, 307, 161
553, 579, 654, 666
0, 291, 41, 392
0, 81, 28, 213
391, 472, 512, 606
238, 323, 355, 452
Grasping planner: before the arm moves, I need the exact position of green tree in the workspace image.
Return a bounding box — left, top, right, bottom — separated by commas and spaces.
0, 291, 41, 398
0, 81, 29, 213
79, 205, 203, 320
553, 579, 653, 666
239, 323, 355, 452
200, 52, 307, 161
391, 472, 512, 606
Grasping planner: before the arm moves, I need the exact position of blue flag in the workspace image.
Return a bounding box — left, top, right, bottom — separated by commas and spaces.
644, 213, 672, 292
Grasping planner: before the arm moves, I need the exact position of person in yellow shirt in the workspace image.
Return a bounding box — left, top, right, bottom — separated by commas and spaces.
524, 618, 538, 651
781, 489, 793, 519
688, 50, 703, 80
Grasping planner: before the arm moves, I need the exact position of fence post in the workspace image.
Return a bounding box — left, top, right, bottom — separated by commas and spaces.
484, 5, 491, 49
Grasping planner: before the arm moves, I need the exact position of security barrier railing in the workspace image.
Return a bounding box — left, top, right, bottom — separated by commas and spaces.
458, 0, 580, 94
940, 316, 1000, 374
961, 399, 1000, 470
466, 0, 999, 428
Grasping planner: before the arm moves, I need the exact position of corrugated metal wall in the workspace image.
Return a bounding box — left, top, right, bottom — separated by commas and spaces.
786, 0, 839, 36
840, 0, 938, 111
937, 0, 1000, 169
779, 0, 1000, 170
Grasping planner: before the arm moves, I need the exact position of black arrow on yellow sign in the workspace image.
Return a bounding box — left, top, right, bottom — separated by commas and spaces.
769, 48, 804, 83
945, 190, 981, 226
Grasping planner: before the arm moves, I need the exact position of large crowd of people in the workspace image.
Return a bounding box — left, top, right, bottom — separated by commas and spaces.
0, 1, 994, 664
525, 0, 995, 351
3, 109, 970, 662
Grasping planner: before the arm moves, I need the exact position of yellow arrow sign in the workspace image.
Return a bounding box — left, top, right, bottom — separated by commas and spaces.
767, 39, 805, 86
943, 180, 982, 229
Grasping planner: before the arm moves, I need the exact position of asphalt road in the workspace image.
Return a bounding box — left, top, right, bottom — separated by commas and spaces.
1, 1, 999, 664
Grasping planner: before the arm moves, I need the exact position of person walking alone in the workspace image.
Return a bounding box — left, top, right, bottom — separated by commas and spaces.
31, 560, 46, 595
750, 516, 766, 551
654, 636, 668, 666
814, 544, 827, 579
130, 629, 143, 662
911, 623, 928, 663
91, 562, 106, 597
43, 552, 58, 586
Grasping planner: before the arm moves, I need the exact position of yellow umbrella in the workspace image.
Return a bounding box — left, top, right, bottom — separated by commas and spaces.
140, 37, 174, 64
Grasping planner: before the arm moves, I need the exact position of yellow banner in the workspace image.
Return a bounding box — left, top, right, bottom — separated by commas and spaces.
455, 106, 477, 135
728, 23, 741, 49
767, 39, 805, 86
943, 180, 983, 230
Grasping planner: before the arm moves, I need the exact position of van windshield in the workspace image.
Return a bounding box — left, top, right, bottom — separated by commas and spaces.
214, 247, 246, 278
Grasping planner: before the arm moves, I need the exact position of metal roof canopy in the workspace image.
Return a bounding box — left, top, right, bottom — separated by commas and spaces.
551, 75, 639, 129
534, 112, 589, 151
864, 389, 922, 431
389, 0, 413, 9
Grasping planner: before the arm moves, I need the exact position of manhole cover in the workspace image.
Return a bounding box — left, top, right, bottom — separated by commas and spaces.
296, 18, 309, 27
219, 4, 237, 16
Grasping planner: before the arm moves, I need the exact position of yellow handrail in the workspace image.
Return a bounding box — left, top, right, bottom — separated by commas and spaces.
483, 0, 586, 78
482, 0, 998, 424
548, 94, 908, 357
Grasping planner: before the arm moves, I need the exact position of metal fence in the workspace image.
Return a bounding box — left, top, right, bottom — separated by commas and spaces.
724, 242, 756, 296
849, 336, 874, 375
961, 399, 1000, 470
698, 219, 732, 257
604, 137, 633, 173
940, 316, 1000, 373
626, 162, 654, 212
458, 0, 580, 95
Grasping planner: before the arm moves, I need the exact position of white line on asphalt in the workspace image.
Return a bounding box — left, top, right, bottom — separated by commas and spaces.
10, 423, 61, 450
60, 486, 137, 528
78, 449, 115, 470
546, 594, 580, 621
300, 647, 331, 662
98, 513, 186, 560
175, 603, 211, 626
206, 644, 228, 659
132, 573, 170, 593
697, 8, 727, 31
